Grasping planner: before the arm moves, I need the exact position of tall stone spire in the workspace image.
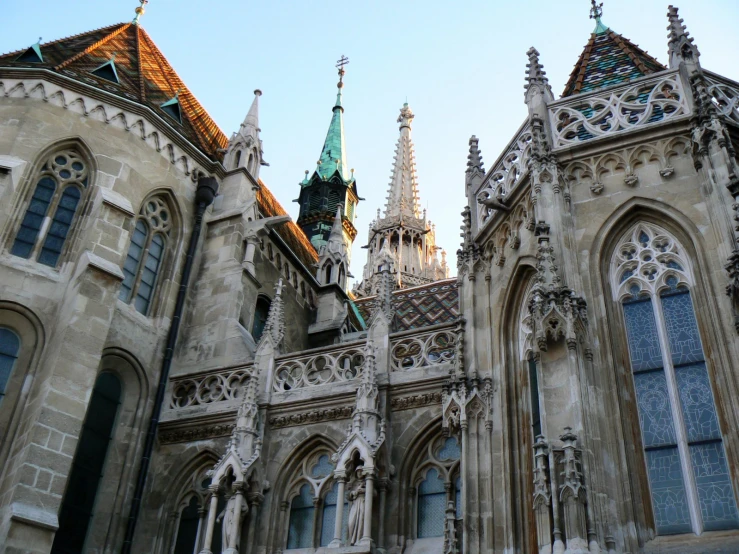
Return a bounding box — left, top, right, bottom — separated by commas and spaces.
353, 103, 449, 298
384, 103, 421, 218
296, 56, 360, 254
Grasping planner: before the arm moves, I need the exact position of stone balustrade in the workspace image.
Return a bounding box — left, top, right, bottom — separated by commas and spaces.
272, 340, 366, 392
390, 323, 459, 372
548, 69, 690, 149
169, 365, 254, 409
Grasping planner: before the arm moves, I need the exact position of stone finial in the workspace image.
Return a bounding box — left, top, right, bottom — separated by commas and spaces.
375, 241, 396, 322
524, 47, 554, 104
466, 135, 485, 179
260, 279, 285, 350
667, 5, 700, 69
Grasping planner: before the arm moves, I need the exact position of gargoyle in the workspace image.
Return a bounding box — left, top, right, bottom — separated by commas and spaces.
477, 191, 511, 212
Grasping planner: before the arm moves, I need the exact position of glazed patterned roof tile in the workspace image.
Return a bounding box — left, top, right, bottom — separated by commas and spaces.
563, 29, 665, 97
353, 278, 459, 331
0, 23, 228, 158
256, 180, 318, 269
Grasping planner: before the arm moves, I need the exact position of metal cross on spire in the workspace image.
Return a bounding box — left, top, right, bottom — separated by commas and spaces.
589, 0, 603, 21
336, 55, 349, 88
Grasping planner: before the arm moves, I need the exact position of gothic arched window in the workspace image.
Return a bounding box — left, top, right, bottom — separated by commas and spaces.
11, 148, 90, 267
413, 436, 462, 540
52, 372, 121, 553
233, 150, 242, 169
612, 223, 739, 535
252, 295, 271, 343
171, 468, 216, 554
285, 452, 340, 550
0, 327, 20, 401
324, 263, 333, 284
119, 197, 172, 315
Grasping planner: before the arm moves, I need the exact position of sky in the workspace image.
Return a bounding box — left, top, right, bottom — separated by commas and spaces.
3, 0, 739, 284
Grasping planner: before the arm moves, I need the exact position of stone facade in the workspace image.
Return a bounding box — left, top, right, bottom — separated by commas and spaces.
1, 4, 739, 554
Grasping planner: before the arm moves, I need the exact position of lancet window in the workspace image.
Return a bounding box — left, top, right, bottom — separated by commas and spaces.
519, 279, 542, 440
0, 328, 20, 400
412, 436, 462, 539
285, 452, 347, 550
252, 295, 271, 342
171, 469, 220, 554
119, 196, 173, 315
11, 148, 90, 267
612, 223, 739, 535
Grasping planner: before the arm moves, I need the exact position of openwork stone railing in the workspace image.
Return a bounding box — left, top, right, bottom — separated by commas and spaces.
272, 341, 365, 392
169, 365, 254, 409
705, 71, 739, 126
549, 70, 690, 149
390, 323, 459, 371
476, 121, 532, 226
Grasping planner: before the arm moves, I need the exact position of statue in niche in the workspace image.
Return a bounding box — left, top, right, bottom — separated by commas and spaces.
217, 490, 248, 550
347, 469, 366, 545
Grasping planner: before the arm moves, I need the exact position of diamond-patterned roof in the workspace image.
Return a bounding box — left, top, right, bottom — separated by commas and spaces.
563, 27, 665, 97
353, 278, 459, 331
0, 23, 228, 158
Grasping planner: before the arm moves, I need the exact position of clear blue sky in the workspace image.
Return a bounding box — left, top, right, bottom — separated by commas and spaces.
3, 1, 738, 283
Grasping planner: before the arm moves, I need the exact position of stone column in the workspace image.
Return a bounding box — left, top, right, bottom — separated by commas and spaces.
360, 470, 375, 546
461, 423, 469, 554
224, 483, 246, 554
329, 476, 347, 547
199, 485, 220, 554
377, 478, 388, 550
245, 493, 263, 554
194, 507, 207, 554
242, 232, 258, 276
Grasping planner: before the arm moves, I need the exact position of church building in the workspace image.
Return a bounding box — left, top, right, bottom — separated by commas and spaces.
0, 1, 738, 553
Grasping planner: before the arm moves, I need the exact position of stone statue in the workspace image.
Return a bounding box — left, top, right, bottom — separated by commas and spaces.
347, 479, 366, 545
217, 492, 248, 550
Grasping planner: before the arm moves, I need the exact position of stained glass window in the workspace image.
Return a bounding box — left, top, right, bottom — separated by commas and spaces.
287, 484, 314, 549
418, 468, 446, 538
0, 327, 21, 400
320, 481, 348, 546
119, 198, 172, 316
11, 150, 89, 267
616, 223, 739, 535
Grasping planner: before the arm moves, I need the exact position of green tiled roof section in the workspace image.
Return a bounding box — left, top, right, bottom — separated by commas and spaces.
317, 91, 350, 181
563, 29, 665, 97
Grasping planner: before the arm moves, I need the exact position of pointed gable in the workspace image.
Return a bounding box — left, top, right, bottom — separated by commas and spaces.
562, 27, 665, 97
0, 23, 227, 158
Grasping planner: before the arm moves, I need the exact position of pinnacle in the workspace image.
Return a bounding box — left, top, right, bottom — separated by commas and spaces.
466, 135, 484, 175
667, 5, 700, 65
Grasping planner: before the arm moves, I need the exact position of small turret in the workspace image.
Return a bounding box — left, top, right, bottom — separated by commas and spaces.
226, 89, 267, 178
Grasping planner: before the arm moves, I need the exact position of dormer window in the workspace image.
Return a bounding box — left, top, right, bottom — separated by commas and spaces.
15, 39, 43, 63
160, 93, 182, 124
90, 55, 120, 84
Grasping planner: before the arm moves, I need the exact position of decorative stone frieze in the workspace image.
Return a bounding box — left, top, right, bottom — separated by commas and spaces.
389, 391, 443, 411
268, 406, 353, 429
159, 423, 236, 444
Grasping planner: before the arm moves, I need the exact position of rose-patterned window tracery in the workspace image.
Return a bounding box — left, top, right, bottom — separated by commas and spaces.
612, 223, 738, 535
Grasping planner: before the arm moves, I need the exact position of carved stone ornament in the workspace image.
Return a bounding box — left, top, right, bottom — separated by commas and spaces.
390, 392, 443, 411
268, 406, 353, 429
159, 423, 235, 444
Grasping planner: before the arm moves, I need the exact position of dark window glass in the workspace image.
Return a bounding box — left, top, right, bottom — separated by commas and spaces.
287, 484, 314, 549
234, 150, 242, 168
38, 186, 81, 267
0, 327, 21, 399
252, 297, 271, 342
11, 176, 56, 259
173, 496, 201, 554
528, 354, 541, 439
134, 233, 165, 315
51, 373, 121, 554
119, 220, 149, 303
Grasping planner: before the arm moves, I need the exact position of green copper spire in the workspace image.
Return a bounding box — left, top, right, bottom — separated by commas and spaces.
590, 0, 608, 34
316, 55, 351, 182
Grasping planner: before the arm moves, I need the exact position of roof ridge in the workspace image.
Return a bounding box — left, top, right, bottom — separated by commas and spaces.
0, 22, 124, 59
609, 31, 665, 73
134, 25, 146, 102
137, 27, 217, 153
563, 33, 597, 98
55, 23, 130, 70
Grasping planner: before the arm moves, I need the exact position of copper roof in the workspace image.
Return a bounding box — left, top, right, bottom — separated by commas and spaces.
562, 28, 665, 97
0, 23, 228, 158
256, 180, 318, 269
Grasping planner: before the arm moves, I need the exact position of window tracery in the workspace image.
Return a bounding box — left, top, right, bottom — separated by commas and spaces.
612, 222, 739, 535
119, 196, 173, 315
11, 148, 90, 267
284, 452, 346, 550
412, 436, 462, 539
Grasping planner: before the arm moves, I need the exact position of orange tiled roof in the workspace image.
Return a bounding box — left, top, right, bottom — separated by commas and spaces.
0, 23, 228, 158
256, 180, 318, 269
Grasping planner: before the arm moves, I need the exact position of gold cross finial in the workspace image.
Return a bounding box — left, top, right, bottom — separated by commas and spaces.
133, 0, 149, 25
